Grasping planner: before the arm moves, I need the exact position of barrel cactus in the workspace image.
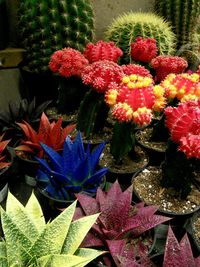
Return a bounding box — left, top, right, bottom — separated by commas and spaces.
154, 0, 200, 52
18, 0, 94, 73
105, 12, 176, 64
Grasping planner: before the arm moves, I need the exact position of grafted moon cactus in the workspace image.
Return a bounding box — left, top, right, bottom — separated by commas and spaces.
83, 40, 123, 63
122, 64, 152, 78
105, 74, 166, 127
160, 73, 200, 102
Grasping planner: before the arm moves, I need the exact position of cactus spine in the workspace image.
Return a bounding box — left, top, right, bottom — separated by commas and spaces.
154, 0, 200, 52
105, 12, 176, 64
18, 0, 94, 73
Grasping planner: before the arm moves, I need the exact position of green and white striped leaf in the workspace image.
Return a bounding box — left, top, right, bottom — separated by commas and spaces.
5, 191, 40, 242
28, 201, 77, 258
37, 254, 89, 267
1, 208, 32, 266
25, 192, 45, 233
0, 242, 7, 267
62, 213, 99, 254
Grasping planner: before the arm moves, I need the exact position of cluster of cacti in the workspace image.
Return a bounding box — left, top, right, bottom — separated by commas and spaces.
83, 40, 123, 63
18, 0, 94, 73
161, 100, 200, 198
131, 36, 158, 63
105, 12, 176, 64
105, 74, 166, 125
154, 0, 200, 52
159, 73, 200, 102
151, 55, 188, 82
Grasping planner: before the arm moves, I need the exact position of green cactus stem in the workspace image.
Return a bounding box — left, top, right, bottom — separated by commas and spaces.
105, 12, 176, 64
154, 0, 200, 52
18, 0, 94, 73
77, 89, 109, 139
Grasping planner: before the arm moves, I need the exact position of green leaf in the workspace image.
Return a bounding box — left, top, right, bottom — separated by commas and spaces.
28, 201, 77, 258
75, 248, 106, 266
37, 254, 89, 267
1, 208, 32, 266
6, 192, 44, 241
0, 242, 8, 267
62, 213, 99, 254
25, 192, 45, 233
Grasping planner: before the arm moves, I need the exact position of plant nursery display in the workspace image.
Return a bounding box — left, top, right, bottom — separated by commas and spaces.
1, 1, 200, 266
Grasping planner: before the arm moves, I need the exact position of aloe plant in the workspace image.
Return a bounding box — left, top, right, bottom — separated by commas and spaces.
15, 112, 76, 158
163, 226, 200, 267
75, 181, 171, 266
36, 131, 108, 200
0, 191, 104, 267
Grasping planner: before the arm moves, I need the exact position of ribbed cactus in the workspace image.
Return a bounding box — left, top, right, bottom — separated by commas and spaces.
154, 0, 200, 52
105, 12, 176, 64
18, 0, 94, 73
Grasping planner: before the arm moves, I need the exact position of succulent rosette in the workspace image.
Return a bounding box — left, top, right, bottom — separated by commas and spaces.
49, 47, 89, 78
83, 40, 123, 63
165, 99, 200, 159
131, 36, 158, 63
160, 73, 200, 102
81, 60, 124, 93
151, 55, 188, 82
105, 74, 166, 127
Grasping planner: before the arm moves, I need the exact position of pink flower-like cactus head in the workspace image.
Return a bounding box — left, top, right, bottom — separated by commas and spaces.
83, 40, 123, 63
81, 60, 124, 93
165, 100, 200, 159
151, 55, 188, 82
49, 47, 89, 78
161, 73, 200, 102
105, 74, 166, 126
131, 37, 158, 63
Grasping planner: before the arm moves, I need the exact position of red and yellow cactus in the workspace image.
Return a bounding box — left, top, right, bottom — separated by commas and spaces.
49, 47, 89, 78
160, 73, 200, 102
105, 74, 166, 127
151, 55, 188, 82
165, 100, 200, 159
121, 63, 152, 78
83, 40, 123, 63
81, 60, 124, 93
131, 37, 158, 63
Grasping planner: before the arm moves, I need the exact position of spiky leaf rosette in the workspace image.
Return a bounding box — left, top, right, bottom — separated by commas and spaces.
75, 181, 171, 265
36, 131, 108, 200
163, 226, 200, 267
160, 73, 200, 102
105, 12, 176, 64
15, 112, 76, 158
0, 192, 104, 266
83, 40, 123, 63
49, 47, 89, 78
131, 36, 158, 63
151, 56, 188, 82
18, 0, 94, 73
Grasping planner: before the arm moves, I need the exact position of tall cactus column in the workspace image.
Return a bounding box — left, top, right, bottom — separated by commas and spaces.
154, 0, 200, 52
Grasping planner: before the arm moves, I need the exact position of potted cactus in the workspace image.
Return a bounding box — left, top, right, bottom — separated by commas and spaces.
101, 73, 166, 183
14, 112, 76, 184
35, 131, 108, 219
133, 99, 200, 215
0, 191, 104, 266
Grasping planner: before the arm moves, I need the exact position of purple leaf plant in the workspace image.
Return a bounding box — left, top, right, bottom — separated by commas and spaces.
75, 181, 171, 266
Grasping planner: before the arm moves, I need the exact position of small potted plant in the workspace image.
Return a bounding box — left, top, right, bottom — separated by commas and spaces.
133, 99, 200, 216
101, 73, 166, 183
75, 181, 171, 266
35, 131, 108, 219
14, 112, 76, 184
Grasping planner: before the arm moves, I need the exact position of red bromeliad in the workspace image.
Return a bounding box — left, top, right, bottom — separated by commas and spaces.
83, 40, 123, 63
15, 112, 76, 158
159, 73, 200, 102
49, 47, 89, 78
151, 55, 188, 82
105, 74, 166, 127
131, 37, 158, 63
0, 133, 11, 170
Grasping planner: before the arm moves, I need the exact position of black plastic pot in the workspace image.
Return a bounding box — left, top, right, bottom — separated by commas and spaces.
0, 0, 8, 50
